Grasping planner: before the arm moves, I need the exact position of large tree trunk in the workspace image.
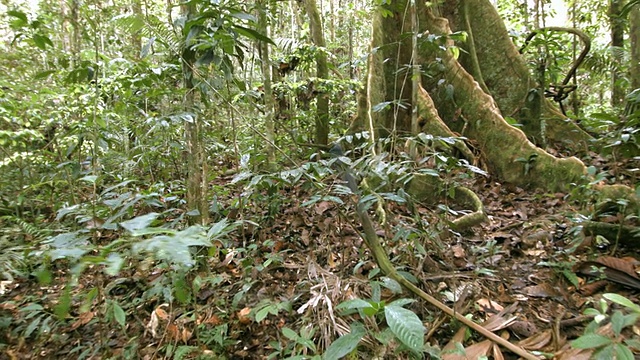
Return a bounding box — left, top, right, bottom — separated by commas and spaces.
360, 0, 588, 192
440, 1, 592, 149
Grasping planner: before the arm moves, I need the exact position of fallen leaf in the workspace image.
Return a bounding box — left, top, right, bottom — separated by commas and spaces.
70, 311, 94, 330
518, 329, 552, 350
238, 307, 251, 324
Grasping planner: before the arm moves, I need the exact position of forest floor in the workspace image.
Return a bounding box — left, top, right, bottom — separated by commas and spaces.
1, 153, 639, 360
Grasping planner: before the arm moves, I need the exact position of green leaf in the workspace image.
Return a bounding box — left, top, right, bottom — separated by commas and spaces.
230, 12, 256, 22
207, 218, 235, 240
79, 175, 98, 184
24, 315, 42, 337
336, 299, 374, 312
255, 305, 273, 322
625, 338, 640, 348
381, 277, 403, 294
32, 34, 53, 50
388, 298, 415, 308
594, 344, 615, 359
112, 302, 126, 328
104, 253, 124, 276
622, 313, 639, 328
20, 303, 44, 312
34, 70, 56, 80
323, 323, 365, 360
282, 327, 299, 341
120, 213, 159, 232
613, 343, 634, 360
233, 25, 275, 45
46, 232, 92, 261
571, 333, 612, 349
604, 293, 640, 313
611, 310, 624, 336
7, 10, 28, 24
80, 287, 98, 313
384, 305, 425, 353
54, 288, 71, 319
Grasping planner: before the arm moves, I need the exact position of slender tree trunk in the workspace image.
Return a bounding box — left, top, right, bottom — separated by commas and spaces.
70, 0, 81, 65
571, 0, 580, 116
131, 0, 143, 60
304, 0, 330, 145
181, 3, 208, 225
630, 5, 640, 90
59, 0, 69, 52
610, 0, 625, 106
258, 0, 276, 165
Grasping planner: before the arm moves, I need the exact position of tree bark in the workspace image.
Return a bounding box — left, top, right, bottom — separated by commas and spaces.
609, 0, 625, 106
181, 3, 208, 225
630, 4, 640, 90
258, 0, 276, 165
440, 0, 591, 149
304, 0, 330, 146
361, 0, 587, 192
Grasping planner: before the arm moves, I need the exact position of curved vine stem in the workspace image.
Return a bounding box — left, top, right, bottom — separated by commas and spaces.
353, 196, 539, 360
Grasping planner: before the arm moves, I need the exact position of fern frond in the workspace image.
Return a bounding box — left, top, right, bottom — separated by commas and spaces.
0, 215, 48, 241
111, 13, 183, 55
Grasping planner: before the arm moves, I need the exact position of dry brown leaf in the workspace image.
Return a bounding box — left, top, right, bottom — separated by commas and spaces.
155, 307, 169, 321
443, 326, 467, 353
554, 347, 592, 360
518, 329, 552, 350
595, 256, 639, 278
238, 307, 251, 324
452, 244, 466, 258
482, 313, 517, 332
181, 328, 193, 343
579, 279, 607, 296
476, 298, 504, 313
146, 311, 159, 338
204, 314, 223, 326
509, 320, 538, 338
443, 340, 492, 360
491, 342, 505, 360
576, 256, 640, 290
167, 324, 180, 340
315, 201, 332, 215
520, 283, 561, 298
70, 311, 94, 330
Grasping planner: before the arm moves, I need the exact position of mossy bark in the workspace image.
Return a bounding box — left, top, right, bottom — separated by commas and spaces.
440, 0, 592, 149
360, 0, 591, 192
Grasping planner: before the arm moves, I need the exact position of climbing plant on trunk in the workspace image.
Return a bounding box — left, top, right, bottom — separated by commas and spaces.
357, 0, 598, 192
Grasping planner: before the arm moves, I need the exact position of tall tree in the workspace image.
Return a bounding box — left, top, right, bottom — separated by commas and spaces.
180, 2, 209, 225
609, 0, 626, 106
358, 0, 594, 192
630, 4, 640, 89
258, 0, 276, 164
304, 0, 330, 146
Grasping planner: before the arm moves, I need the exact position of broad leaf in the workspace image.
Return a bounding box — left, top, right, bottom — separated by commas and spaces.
384, 305, 425, 353
233, 25, 275, 45
112, 302, 126, 328
336, 299, 374, 312
571, 333, 612, 349
323, 323, 365, 360
120, 213, 159, 233
604, 293, 640, 313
